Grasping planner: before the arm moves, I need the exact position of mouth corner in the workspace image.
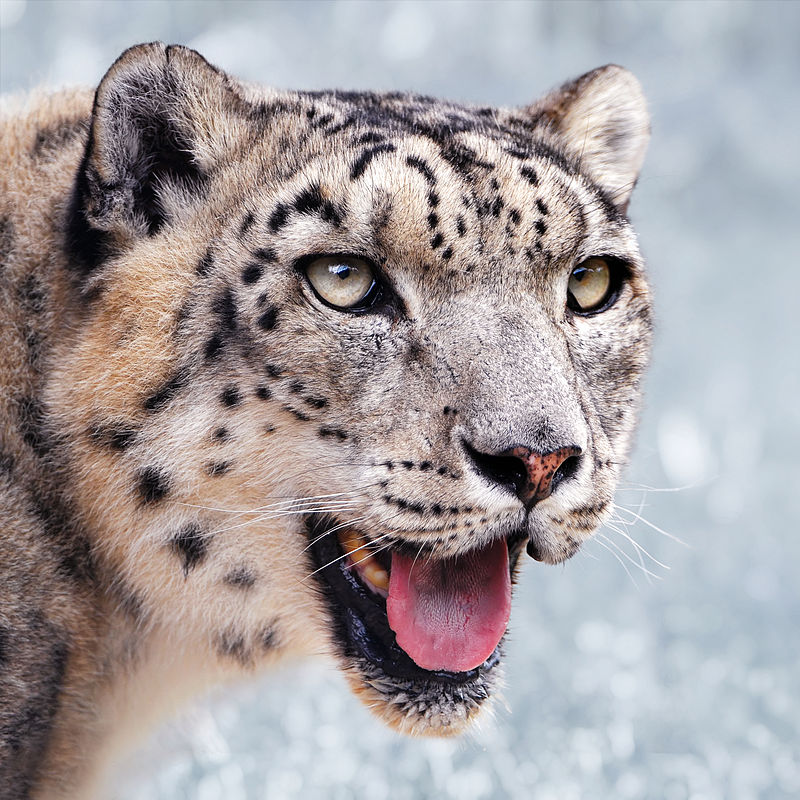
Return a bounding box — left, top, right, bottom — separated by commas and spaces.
304, 514, 518, 730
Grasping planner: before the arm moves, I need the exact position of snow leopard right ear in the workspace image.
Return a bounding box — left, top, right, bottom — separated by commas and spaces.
68, 42, 247, 276
527, 65, 650, 212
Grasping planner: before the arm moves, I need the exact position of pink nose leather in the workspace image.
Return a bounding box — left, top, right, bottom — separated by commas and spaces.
504, 445, 582, 506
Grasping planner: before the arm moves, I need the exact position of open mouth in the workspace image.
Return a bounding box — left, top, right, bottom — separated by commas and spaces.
305, 516, 526, 692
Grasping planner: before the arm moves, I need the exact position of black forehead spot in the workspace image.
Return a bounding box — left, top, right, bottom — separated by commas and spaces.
240, 211, 255, 236
269, 203, 290, 233
536, 199, 549, 216
253, 246, 278, 263
357, 131, 384, 145
405, 155, 436, 184
350, 143, 396, 181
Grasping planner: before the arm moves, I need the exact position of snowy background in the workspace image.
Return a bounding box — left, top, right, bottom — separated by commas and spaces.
2, 1, 799, 798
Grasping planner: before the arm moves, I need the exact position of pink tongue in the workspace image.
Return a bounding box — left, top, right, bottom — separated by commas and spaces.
387, 538, 511, 672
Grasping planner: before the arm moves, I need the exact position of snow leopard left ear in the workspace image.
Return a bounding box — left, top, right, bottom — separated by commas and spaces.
528, 65, 650, 212
68, 43, 246, 275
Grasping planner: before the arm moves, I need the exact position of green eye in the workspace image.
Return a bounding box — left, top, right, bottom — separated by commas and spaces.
305, 256, 377, 310
567, 257, 613, 313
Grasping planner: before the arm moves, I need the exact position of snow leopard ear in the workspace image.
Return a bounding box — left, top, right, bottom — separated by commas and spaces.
69, 42, 245, 271
528, 65, 650, 212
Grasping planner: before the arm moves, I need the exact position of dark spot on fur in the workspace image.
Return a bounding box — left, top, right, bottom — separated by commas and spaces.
224, 567, 257, 590
269, 203, 290, 232
509, 208, 521, 225
441, 246, 453, 261
253, 246, 278, 263
204, 332, 224, 361
358, 131, 384, 145
242, 263, 263, 284
402, 461, 414, 470
430, 233, 444, 249
427, 212, 439, 230
536, 199, 549, 215
405, 155, 436, 184
221, 385, 241, 407
212, 426, 230, 442
305, 395, 328, 409
240, 211, 255, 236
170, 522, 207, 575
206, 460, 231, 476
216, 629, 249, 665
351, 143, 396, 180
535, 219, 547, 235
18, 397, 51, 458
520, 166, 539, 186
89, 422, 137, 452
144, 369, 187, 412
456, 216, 466, 237
437, 466, 448, 475
19, 274, 47, 315
319, 426, 348, 441
255, 385, 271, 400
260, 625, 278, 650
258, 306, 279, 331
265, 364, 283, 378
283, 405, 310, 422
196, 249, 214, 276
294, 185, 343, 226
137, 467, 170, 504
428, 191, 440, 208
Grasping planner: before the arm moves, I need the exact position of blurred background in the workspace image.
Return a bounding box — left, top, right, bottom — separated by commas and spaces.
2, 1, 798, 798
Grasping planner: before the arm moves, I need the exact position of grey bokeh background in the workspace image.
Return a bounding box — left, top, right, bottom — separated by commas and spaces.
2, 1, 799, 798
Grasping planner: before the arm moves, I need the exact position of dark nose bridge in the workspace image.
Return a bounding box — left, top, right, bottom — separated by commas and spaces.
464, 440, 583, 508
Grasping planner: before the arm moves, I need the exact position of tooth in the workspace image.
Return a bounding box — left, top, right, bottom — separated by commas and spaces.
337, 529, 390, 591
362, 561, 390, 591
339, 530, 368, 560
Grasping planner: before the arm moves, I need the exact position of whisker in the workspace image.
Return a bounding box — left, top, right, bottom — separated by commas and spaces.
595, 532, 662, 581
614, 507, 689, 547
603, 521, 671, 571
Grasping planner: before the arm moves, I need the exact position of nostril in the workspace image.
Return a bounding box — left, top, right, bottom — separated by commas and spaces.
552, 454, 581, 492
463, 440, 529, 497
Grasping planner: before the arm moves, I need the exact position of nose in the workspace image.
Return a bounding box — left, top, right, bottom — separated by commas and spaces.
464, 440, 583, 507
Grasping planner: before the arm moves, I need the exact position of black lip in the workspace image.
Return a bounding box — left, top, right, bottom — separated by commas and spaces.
304, 515, 524, 687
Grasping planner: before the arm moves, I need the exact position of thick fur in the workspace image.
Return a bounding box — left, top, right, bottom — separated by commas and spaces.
0, 44, 651, 799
